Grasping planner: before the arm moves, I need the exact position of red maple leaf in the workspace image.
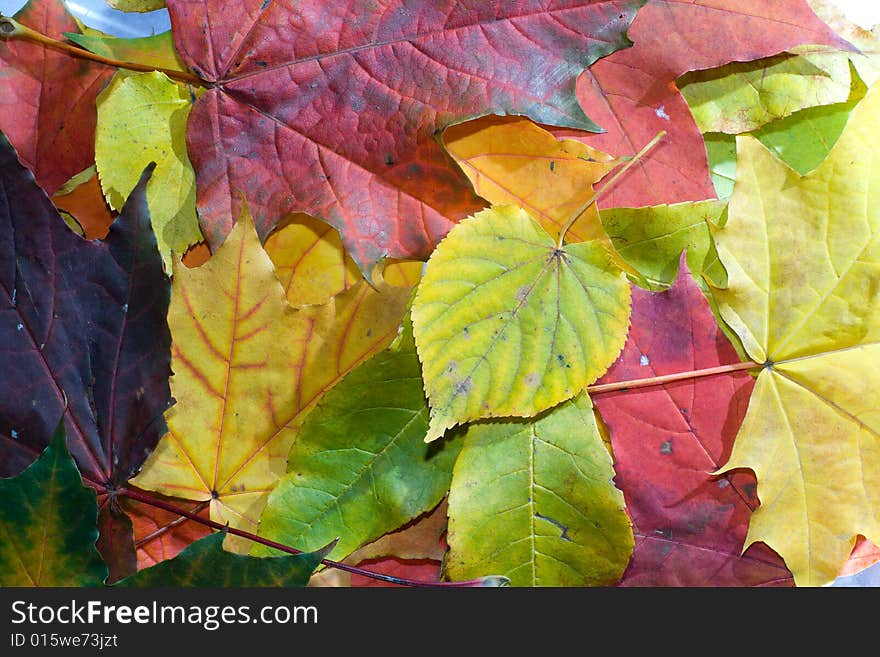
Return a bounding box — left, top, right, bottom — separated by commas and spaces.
572, 0, 852, 208
0, 0, 113, 195
593, 263, 793, 586
166, 0, 645, 273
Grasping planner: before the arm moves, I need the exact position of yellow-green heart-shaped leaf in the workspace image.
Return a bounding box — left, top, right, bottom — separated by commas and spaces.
412, 205, 631, 442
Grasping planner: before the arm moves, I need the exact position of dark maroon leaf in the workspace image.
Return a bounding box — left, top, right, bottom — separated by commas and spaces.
0, 131, 172, 489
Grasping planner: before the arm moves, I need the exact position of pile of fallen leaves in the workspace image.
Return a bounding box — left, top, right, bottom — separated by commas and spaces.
0, 0, 877, 588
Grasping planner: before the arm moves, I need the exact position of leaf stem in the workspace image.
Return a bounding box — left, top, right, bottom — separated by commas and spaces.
556, 130, 667, 248
117, 487, 505, 588
133, 500, 211, 549
0, 14, 204, 86
587, 360, 761, 395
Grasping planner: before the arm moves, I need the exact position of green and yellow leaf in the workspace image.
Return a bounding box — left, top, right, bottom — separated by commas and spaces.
255, 319, 461, 560
131, 206, 411, 551
95, 70, 203, 269
412, 205, 631, 442
446, 395, 632, 586
679, 45, 853, 134
0, 424, 107, 587
65, 30, 188, 74
601, 200, 727, 291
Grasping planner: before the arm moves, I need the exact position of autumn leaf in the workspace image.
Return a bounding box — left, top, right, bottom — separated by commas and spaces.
712, 82, 880, 587
678, 45, 853, 135
572, 0, 852, 209
0, 132, 172, 490
96, 500, 137, 584
116, 531, 329, 587
107, 0, 166, 11
412, 205, 631, 442
125, 493, 211, 570
700, 65, 868, 199
443, 116, 620, 243
446, 394, 633, 586
264, 213, 362, 307
256, 317, 462, 561
600, 199, 727, 291
0, 423, 107, 587
166, 0, 645, 275
592, 260, 793, 586
95, 70, 204, 266
0, 0, 114, 195
65, 29, 188, 74
131, 206, 412, 549
52, 166, 118, 239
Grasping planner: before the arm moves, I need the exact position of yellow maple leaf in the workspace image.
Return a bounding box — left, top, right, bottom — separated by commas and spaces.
131, 206, 411, 551
712, 83, 880, 586
265, 213, 422, 306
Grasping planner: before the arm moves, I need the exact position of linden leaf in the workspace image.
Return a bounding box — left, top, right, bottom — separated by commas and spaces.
678, 45, 853, 135
116, 531, 328, 587
412, 205, 631, 442
255, 318, 461, 561
131, 206, 411, 550
445, 395, 633, 586
712, 83, 880, 587
442, 116, 620, 243
0, 423, 107, 587
95, 70, 204, 267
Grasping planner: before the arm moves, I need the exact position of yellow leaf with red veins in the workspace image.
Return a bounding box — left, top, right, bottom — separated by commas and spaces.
132, 206, 411, 551
264, 213, 362, 307
265, 214, 423, 307
443, 116, 620, 243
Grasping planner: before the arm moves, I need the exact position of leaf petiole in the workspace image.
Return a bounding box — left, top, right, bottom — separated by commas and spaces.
556, 130, 667, 248
118, 487, 508, 588
0, 14, 204, 86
